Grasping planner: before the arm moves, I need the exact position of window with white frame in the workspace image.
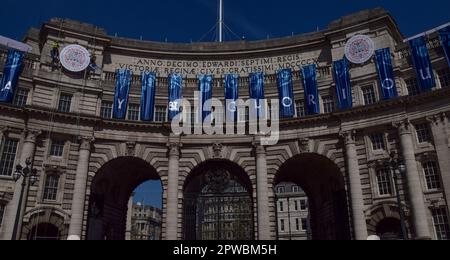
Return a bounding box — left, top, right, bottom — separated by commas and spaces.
295, 218, 300, 231
322, 96, 335, 113
438, 68, 450, 88
280, 219, 285, 232
57, 93, 72, 113
296, 101, 306, 118
279, 201, 284, 212
371, 133, 386, 151
405, 78, 420, 96
292, 186, 299, 193
376, 168, 393, 196
43, 174, 60, 201
300, 199, 308, 211
127, 104, 140, 121
423, 161, 442, 190
294, 200, 299, 211
0, 138, 19, 176
415, 123, 432, 144
361, 85, 376, 105
301, 218, 308, 231
49, 139, 65, 157
100, 101, 113, 119
277, 186, 285, 194
154, 106, 167, 123
0, 204, 5, 227
13, 88, 29, 107
432, 208, 450, 240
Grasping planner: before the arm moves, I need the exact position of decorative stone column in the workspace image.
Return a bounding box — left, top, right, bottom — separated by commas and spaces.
340, 130, 368, 240
394, 120, 432, 239
254, 143, 271, 240
3, 129, 41, 240
427, 113, 450, 216
125, 193, 134, 240
166, 142, 181, 240
67, 137, 93, 240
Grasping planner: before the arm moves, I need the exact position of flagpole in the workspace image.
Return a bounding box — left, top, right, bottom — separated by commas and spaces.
403, 22, 450, 42
219, 0, 223, 42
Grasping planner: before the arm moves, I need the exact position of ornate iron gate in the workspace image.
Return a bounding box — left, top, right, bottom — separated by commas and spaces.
183, 168, 254, 240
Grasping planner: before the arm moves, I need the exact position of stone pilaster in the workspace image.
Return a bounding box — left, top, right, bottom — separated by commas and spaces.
166, 142, 181, 240
254, 143, 271, 240
67, 137, 93, 240
2, 129, 41, 240
394, 119, 432, 239
427, 113, 450, 216
340, 130, 368, 240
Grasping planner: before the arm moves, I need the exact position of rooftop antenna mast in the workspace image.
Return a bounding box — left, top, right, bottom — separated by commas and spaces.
219, 0, 224, 42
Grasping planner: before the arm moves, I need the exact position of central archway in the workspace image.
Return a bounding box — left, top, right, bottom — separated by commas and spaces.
275, 153, 351, 240
87, 157, 162, 240
183, 160, 254, 240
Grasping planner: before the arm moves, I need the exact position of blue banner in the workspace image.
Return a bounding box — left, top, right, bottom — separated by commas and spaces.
375, 48, 398, 100
409, 36, 436, 91
277, 69, 295, 118
198, 74, 214, 121
140, 71, 156, 121
333, 59, 353, 110
301, 64, 320, 115
249, 72, 265, 118
168, 73, 183, 121
113, 69, 132, 119
225, 74, 239, 121
439, 26, 450, 67
0, 49, 24, 103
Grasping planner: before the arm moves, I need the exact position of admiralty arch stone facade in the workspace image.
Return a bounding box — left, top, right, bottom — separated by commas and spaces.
0, 8, 450, 240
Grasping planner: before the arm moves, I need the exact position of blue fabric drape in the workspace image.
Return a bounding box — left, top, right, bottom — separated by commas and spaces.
168, 73, 183, 121
224, 74, 239, 122
0, 49, 24, 103
140, 71, 156, 121
301, 64, 320, 115
249, 72, 265, 118
333, 59, 353, 110
113, 69, 132, 119
409, 36, 436, 92
375, 48, 398, 100
198, 74, 214, 121
277, 69, 295, 118
439, 26, 450, 68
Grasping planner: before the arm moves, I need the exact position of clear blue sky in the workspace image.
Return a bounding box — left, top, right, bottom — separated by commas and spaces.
133, 180, 163, 208
1, 0, 449, 43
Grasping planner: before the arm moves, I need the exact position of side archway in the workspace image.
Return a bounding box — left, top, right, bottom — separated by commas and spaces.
274, 153, 351, 240
86, 156, 162, 240
182, 159, 254, 240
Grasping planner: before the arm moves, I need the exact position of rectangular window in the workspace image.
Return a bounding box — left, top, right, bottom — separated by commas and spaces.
13, 88, 29, 107
277, 186, 285, 194
301, 218, 308, 231
406, 78, 420, 96
279, 201, 284, 212
0, 138, 19, 176
362, 86, 376, 105
432, 208, 450, 240
296, 101, 306, 118
154, 106, 167, 123
100, 101, 113, 119
43, 175, 60, 201
294, 201, 299, 211
423, 161, 442, 190
300, 200, 308, 211
292, 186, 299, 193
322, 96, 335, 113
371, 133, 386, 151
376, 168, 393, 196
280, 219, 285, 232
438, 68, 450, 88
58, 93, 72, 113
415, 123, 432, 144
127, 104, 140, 121
295, 218, 300, 231
0, 204, 4, 227
49, 140, 65, 157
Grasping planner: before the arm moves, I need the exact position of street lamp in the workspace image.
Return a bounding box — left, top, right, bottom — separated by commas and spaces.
11, 157, 38, 240
385, 151, 408, 240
